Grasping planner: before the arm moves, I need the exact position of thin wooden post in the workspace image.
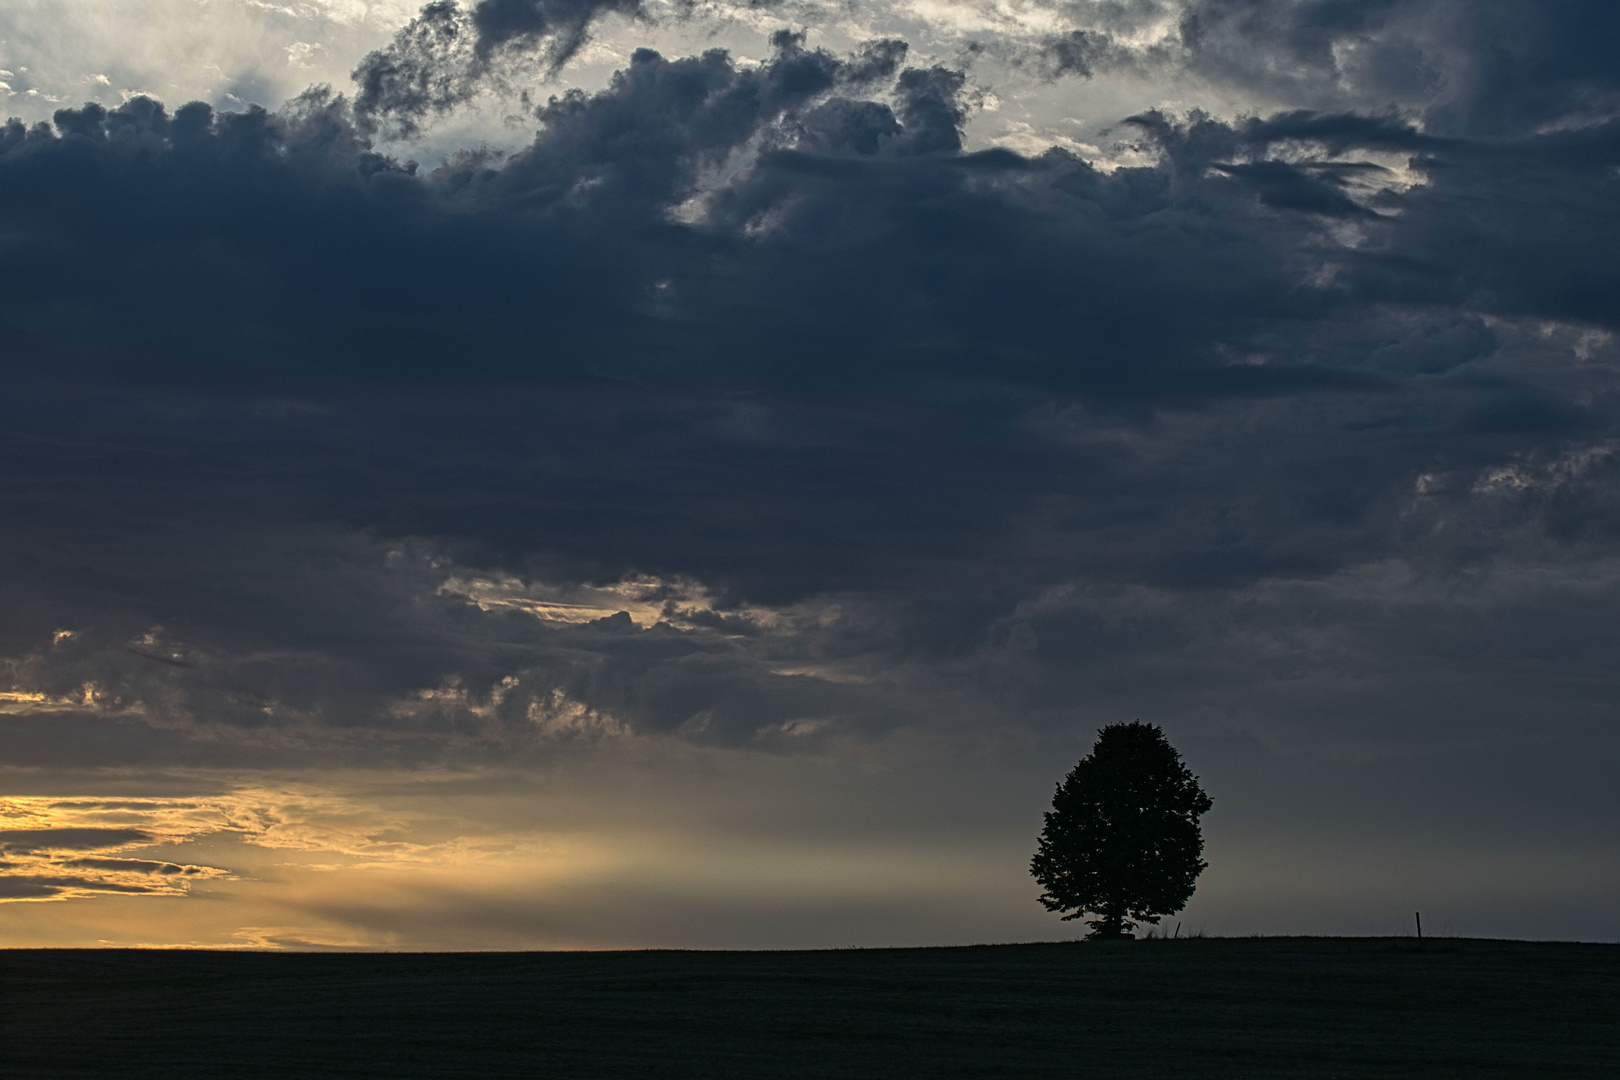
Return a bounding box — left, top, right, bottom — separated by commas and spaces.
1415, 912, 1422, 939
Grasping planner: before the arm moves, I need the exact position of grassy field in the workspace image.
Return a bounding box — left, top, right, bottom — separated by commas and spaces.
2, 937, 1616, 1078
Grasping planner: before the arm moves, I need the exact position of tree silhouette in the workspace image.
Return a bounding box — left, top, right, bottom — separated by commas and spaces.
1031, 722, 1212, 939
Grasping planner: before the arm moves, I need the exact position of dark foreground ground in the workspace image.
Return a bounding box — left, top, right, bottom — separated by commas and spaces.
3, 937, 1617, 1078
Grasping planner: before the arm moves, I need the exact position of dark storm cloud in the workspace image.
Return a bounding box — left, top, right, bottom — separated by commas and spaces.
0, 879, 65, 899
352, 0, 655, 135
1170, 0, 1620, 134
1, 14, 1619, 763
1036, 30, 1145, 80
351, 1, 479, 136
0, 874, 165, 895
60, 857, 196, 874
0, 829, 155, 852
472, 0, 651, 61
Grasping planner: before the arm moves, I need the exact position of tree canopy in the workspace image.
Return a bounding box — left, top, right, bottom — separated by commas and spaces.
1031, 722, 1212, 939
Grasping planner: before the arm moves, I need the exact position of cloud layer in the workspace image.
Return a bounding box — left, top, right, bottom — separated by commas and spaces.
2, 0, 1619, 942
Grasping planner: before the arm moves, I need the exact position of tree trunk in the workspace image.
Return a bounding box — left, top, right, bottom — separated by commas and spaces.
1089, 905, 1130, 940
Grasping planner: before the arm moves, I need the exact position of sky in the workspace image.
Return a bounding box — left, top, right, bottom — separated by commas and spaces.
0, 0, 1617, 949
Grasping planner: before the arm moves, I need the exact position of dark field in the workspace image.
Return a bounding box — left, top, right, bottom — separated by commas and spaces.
3, 938, 1616, 1078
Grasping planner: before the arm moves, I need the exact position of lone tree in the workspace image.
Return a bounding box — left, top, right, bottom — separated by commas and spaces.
1031, 721, 1212, 939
